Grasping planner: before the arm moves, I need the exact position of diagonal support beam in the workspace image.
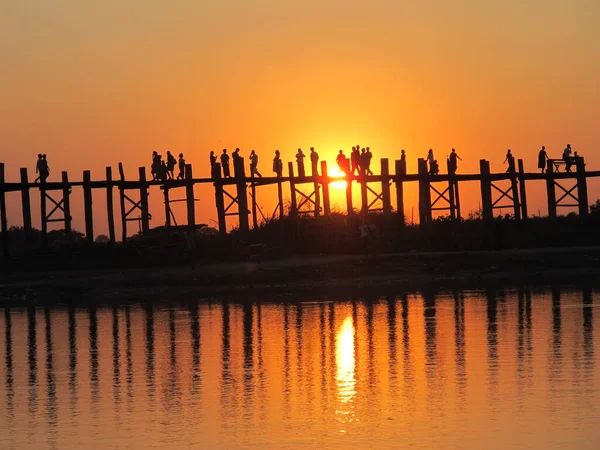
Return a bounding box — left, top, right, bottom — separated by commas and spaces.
554, 181, 578, 204
491, 182, 513, 207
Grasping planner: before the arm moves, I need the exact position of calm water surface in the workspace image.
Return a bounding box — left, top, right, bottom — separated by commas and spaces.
0, 288, 598, 449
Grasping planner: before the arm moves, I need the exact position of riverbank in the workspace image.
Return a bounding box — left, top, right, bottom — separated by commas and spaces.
1, 246, 599, 305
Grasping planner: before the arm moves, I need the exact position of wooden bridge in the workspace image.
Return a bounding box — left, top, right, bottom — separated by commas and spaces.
0, 156, 596, 257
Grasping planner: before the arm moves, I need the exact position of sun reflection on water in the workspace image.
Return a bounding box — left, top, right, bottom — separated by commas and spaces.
336, 316, 357, 431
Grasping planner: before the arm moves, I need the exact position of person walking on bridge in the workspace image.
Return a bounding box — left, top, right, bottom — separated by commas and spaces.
504, 149, 515, 174
448, 148, 462, 175
221, 149, 231, 178
310, 147, 319, 176
177, 153, 186, 180
426, 149, 435, 174
351, 147, 360, 175
250, 150, 262, 178
538, 146, 548, 173
273, 150, 283, 177
210, 150, 219, 178
366, 147, 374, 175
296, 148, 306, 177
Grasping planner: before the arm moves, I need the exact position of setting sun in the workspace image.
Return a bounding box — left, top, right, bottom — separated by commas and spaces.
328, 165, 348, 189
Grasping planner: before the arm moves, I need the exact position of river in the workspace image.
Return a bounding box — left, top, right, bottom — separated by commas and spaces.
0, 287, 598, 449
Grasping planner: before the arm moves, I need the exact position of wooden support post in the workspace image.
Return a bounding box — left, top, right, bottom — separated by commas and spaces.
213, 163, 226, 234
479, 160, 493, 220
234, 158, 249, 231
105, 167, 116, 243
417, 158, 431, 224
40, 175, 47, 248
138, 167, 150, 234
288, 162, 297, 217
185, 164, 195, 228
510, 168, 521, 221
62, 171, 72, 246
277, 174, 284, 219
163, 184, 171, 227
83, 170, 93, 243
395, 159, 405, 224
320, 161, 330, 216
360, 173, 368, 214
250, 176, 258, 228
576, 157, 588, 217
346, 175, 353, 215
447, 160, 456, 219
381, 159, 392, 214
546, 160, 556, 219
20, 168, 32, 239
454, 180, 461, 220
313, 172, 320, 218
0, 163, 8, 258
517, 159, 528, 220
118, 163, 127, 242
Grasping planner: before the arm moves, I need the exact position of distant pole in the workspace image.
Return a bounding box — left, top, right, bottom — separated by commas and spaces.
0, 163, 9, 258
250, 173, 258, 229
345, 172, 353, 215
546, 160, 556, 219
446, 160, 456, 219
288, 162, 297, 217
313, 170, 320, 218
83, 170, 94, 243
234, 158, 249, 231
62, 171, 72, 247
454, 178, 462, 220
40, 173, 48, 248
277, 173, 284, 219
105, 166, 116, 243
185, 164, 195, 228
118, 163, 127, 242
360, 170, 368, 214
576, 157, 589, 217
517, 159, 528, 220
138, 167, 150, 234
320, 161, 331, 216
163, 184, 171, 227
381, 159, 392, 215
394, 159, 405, 225
417, 158, 431, 224
213, 163, 226, 234
509, 166, 521, 221
479, 160, 493, 221
20, 168, 32, 241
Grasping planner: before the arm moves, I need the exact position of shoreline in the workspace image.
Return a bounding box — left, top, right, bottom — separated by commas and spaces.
1, 246, 599, 305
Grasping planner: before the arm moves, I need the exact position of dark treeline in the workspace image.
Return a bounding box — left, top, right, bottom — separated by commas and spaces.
1, 201, 600, 272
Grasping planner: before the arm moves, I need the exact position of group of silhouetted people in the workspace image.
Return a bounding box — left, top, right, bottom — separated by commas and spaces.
335, 146, 374, 177
425, 148, 463, 175
210, 148, 263, 179
35, 154, 50, 182
151, 150, 185, 181
537, 144, 582, 174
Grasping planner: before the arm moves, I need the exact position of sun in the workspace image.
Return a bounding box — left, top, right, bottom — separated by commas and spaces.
328, 165, 347, 189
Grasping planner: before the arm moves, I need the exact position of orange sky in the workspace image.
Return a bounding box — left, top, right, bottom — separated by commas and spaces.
1, 1, 599, 236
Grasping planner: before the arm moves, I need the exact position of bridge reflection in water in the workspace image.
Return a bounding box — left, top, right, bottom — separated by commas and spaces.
0, 287, 597, 449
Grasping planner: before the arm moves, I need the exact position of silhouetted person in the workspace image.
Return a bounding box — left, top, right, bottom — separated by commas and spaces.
151, 151, 160, 181
210, 150, 218, 178
310, 147, 319, 176
448, 148, 462, 175
221, 149, 231, 178
273, 150, 283, 177
38, 154, 50, 182
177, 153, 186, 179
366, 147, 373, 175
296, 148, 305, 177
166, 151, 176, 180
429, 159, 439, 176
563, 144, 572, 172
232, 148, 241, 170
159, 157, 168, 181
400, 149, 406, 164
336, 149, 345, 172
35, 154, 43, 182
250, 150, 262, 178
426, 149, 435, 173
504, 149, 515, 174
538, 146, 548, 173
359, 148, 368, 176
351, 147, 360, 175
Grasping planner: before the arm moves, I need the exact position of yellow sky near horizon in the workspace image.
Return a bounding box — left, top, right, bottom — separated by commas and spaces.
1, 1, 599, 235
